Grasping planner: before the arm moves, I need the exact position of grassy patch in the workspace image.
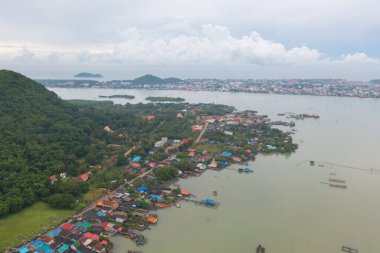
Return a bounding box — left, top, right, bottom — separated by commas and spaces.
82, 189, 104, 203
75, 188, 104, 211
0, 202, 74, 252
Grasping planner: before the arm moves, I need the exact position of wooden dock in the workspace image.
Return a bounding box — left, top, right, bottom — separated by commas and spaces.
181, 198, 219, 208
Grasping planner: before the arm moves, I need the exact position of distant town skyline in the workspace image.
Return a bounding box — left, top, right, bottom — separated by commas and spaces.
1, 0, 379, 80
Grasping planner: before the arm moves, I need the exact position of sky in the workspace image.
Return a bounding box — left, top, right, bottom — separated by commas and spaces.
0, 0, 379, 80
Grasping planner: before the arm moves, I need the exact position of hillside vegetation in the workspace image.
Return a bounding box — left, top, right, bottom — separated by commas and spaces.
0, 70, 199, 216
0, 70, 102, 215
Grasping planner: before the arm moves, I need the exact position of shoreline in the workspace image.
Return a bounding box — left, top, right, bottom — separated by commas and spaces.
7, 107, 298, 253
44, 86, 380, 99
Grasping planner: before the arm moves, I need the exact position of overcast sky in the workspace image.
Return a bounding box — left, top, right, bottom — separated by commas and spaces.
1, 0, 379, 80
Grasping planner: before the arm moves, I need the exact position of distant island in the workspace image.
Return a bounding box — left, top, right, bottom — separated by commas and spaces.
146, 96, 185, 102
132, 74, 182, 85
74, 72, 103, 78
99, 94, 135, 99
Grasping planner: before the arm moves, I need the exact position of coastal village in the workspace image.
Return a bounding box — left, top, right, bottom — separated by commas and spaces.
8, 102, 302, 253
39, 77, 380, 99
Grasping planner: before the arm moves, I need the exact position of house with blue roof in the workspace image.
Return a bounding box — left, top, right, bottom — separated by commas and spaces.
18, 246, 29, 253
131, 156, 141, 162
221, 151, 232, 157
137, 186, 150, 192
31, 239, 44, 249
46, 227, 62, 238
149, 194, 164, 202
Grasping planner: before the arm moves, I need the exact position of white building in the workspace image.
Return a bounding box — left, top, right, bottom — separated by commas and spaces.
154, 137, 168, 148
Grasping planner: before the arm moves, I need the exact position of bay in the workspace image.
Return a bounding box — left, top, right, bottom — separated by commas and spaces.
49, 88, 380, 253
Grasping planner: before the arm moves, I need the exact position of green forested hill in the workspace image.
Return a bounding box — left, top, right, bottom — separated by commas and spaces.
0, 70, 197, 216
0, 70, 101, 215
132, 74, 182, 84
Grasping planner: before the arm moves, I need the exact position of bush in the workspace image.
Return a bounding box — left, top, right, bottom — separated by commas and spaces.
48, 193, 75, 209
156, 166, 178, 181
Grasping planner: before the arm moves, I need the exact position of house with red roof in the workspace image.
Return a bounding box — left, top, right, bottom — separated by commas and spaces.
192, 125, 203, 132
131, 163, 141, 169
79, 173, 89, 182
83, 232, 100, 240
49, 175, 57, 184
41, 236, 54, 245
60, 223, 74, 230
93, 242, 107, 253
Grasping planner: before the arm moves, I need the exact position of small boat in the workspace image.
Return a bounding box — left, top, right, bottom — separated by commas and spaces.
256, 245, 265, 253
243, 168, 251, 173
329, 184, 347, 189
329, 178, 346, 184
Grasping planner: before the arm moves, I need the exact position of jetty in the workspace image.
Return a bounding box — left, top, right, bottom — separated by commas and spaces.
297, 160, 377, 174
181, 198, 219, 208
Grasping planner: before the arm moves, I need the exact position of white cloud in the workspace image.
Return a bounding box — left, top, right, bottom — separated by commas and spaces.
0, 24, 379, 80
12, 47, 35, 62
340, 52, 379, 64
65, 25, 377, 66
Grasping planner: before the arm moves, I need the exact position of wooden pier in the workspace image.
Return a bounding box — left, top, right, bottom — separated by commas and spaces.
181, 198, 219, 208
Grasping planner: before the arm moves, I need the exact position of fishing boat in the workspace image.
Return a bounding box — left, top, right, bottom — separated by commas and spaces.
302, 114, 320, 119
329, 178, 346, 184
341, 246, 358, 253
329, 184, 347, 189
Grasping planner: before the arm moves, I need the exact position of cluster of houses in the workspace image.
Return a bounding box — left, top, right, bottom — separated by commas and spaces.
15, 220, 111, 253
14, 185, 182, 253
202, 111, 268, 127
14, 174, 198, 253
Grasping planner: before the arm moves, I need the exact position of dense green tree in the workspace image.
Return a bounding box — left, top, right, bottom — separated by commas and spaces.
57, 181, 88, 197
155, 166, 178, 181
173, 160, 194, 171
48, 193, 75, 209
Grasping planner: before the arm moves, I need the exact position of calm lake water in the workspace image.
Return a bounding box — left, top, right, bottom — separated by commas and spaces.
50, 88, 380, 253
